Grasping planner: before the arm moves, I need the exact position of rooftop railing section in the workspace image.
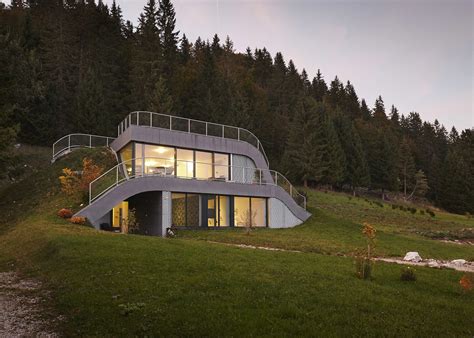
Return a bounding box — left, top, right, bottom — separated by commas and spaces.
52, 133, 116, 162
117, 111, 270, 167
89, 156, 306, 210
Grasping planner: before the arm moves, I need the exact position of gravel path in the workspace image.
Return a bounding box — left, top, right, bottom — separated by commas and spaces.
0, 271, 58, 337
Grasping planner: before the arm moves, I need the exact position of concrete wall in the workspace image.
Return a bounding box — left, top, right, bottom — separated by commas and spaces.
268, 198, 303, 228
161, 191, 172, 236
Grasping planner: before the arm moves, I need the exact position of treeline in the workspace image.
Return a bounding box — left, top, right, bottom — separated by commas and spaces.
0, 0, 472, 214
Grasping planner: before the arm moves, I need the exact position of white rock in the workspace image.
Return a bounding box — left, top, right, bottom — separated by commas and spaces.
451, 259, 466, 266
403, 252, 422, 262
426, 259, 440, 268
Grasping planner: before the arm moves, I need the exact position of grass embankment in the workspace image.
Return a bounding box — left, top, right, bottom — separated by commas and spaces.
0, 148, 473, 336
179, 190, 474, 261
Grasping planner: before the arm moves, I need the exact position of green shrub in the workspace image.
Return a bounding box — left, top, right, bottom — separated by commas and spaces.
420, 210, 425, 215
410, 208, 417, 214
400, 267, 417, 281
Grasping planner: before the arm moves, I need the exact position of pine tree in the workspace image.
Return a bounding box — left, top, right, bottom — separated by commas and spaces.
373, 95, 386, 121
360, 99, 371, 120
311, 69, 327, 102
334, 112, 369, 192
158, 0, 179, 76
283, 97, 323, 187
148, 76, 174, 115
398, 137, 416, 197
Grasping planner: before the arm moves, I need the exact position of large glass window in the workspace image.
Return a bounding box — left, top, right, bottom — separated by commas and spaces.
214, 153, 229, 181
144, 145, 174, 175
119, 143, 133, 177
234, 197, 266, 227
251, 198, 266, 227
195, 151, 213, 179
234, 197, 251, 227
135, 143, 143, 176
176, 149, 194, 178
218, 195, 229, 226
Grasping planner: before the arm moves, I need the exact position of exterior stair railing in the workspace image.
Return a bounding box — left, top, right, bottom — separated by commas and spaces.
118, 111, 270, 167
89, 157, 306, 210
52, 134, 116, 162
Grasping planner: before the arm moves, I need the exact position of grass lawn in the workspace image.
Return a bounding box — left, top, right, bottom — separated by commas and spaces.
178, 190, 474, 261
0, 148, 473, 336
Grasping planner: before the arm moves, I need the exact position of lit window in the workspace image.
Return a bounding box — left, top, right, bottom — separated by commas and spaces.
176, 149, 194, 178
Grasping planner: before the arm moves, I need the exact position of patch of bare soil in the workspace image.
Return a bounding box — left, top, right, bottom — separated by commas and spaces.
0, 271, 58, 337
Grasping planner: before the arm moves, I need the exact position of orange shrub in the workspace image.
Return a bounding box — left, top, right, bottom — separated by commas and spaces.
69, 216, 87, 225
59, 158, 103, 197
57, 208, 73, 219
460, 274, 473, 292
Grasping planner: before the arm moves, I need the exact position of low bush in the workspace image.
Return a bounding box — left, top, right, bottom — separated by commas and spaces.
57, 208, 73, 219
426, 209, 436, 217
70, 216, 87, 225
409, 208, 417, 214
400, 267, 417, 281
420, 210, 425, 215
459, 273, 473, 293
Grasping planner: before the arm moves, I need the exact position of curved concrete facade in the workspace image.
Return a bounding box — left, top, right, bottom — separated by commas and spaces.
73, 123, 310, 233
76, 175, 311, 226
111, 125, 271, 173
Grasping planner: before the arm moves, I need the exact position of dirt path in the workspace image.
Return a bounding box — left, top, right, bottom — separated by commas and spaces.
207, 241, 474, 272
0, 271, 58, 337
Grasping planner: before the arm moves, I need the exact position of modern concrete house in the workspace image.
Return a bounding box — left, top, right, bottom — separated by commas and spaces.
52, 112, 310, 236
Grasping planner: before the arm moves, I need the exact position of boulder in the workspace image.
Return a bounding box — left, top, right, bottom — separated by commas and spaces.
426, 259, 440, 268
403, 252, 422, 262
451, 259, 466, 266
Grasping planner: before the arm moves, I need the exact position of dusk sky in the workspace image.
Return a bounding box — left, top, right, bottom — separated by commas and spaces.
111, 0, 473, 130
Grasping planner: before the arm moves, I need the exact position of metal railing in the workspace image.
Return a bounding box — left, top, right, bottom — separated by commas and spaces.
89, 156, 306, 209
117, 111, 270, 166
52, 134, 116, 162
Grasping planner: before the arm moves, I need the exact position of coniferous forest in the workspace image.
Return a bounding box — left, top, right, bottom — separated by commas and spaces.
0, 0, 472, 214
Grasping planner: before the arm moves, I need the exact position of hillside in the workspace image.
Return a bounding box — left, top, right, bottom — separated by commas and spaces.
0, 148, 473, 336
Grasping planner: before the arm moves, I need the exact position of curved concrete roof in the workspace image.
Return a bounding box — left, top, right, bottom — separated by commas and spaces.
76, 175, 311, 225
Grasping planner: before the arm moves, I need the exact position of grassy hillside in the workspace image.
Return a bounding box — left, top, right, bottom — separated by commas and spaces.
0, 148, 472, 336
179, 190, 474, 261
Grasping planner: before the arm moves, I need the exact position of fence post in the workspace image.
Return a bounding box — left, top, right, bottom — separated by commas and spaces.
275, 173, 278, 186
290, 185, 293, 197
238, 128, 240, 141
222, 125, 224, 138
150, 112, 152, 127
169, 116, 172, 130
137, 112, 140, 125
116, 167, 118, 186
89, 135, 92, 148
188, 119, 191, 133
68, 135, 71, 151
205, 123, 208, 136
89, 182, 92, 204
259, 170, 262, 185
